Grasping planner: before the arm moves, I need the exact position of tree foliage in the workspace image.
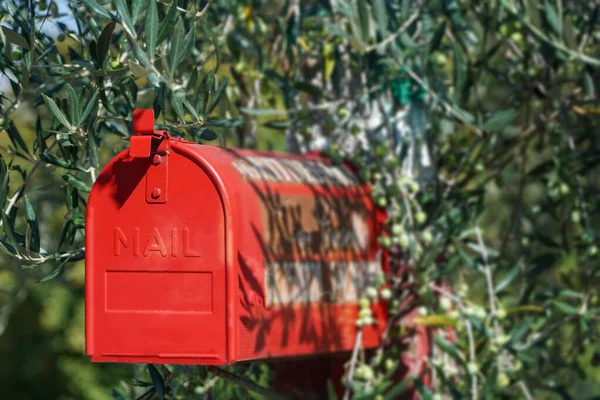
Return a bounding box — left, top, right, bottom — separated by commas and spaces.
0, 0, 600, 398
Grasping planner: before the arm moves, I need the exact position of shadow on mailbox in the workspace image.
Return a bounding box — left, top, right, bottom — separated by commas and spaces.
230, 149, 381, 354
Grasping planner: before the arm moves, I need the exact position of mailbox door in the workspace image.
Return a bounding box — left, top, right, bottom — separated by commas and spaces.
87, 152, 228, 364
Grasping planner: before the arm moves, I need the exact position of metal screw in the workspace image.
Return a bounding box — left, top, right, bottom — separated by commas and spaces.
152, 154, 162, 165
151, 188, 161, 199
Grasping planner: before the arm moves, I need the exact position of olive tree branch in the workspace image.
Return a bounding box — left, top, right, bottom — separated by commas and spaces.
342, 328, 363, 400
205, 366, 289, 400
500, 0, 600, 67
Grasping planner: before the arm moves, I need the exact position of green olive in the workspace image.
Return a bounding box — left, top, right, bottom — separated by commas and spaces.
11, 49, 22, 61
336, 107, 349, 119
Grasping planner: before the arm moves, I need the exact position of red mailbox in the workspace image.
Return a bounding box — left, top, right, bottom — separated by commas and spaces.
86, 109, 393, 365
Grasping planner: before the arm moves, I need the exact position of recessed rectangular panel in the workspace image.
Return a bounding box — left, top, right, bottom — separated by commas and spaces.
106, 271, 212, 312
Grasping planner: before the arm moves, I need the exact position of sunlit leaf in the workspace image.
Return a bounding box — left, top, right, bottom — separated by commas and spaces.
413, 314, 459, 327
42, 94, 72, 130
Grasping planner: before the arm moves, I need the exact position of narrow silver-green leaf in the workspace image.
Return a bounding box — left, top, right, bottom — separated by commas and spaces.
208, 77, 228, 114
0, 157, 8, 210
170, 92, 187, 123
147, 365, 165, 400
24, 196, 40, 253
383, 378, 413, 400
130, 38, 156, 79
526, 0, 542, 28
157, 0, 178, 45
42, 94, 72, 130
114, 0, 136, 38
372, 0, 388, 37
1, 26, 30, 50
563, 15, 577, 48
145, 0, 158, 60
81, 0, 112, 19
38, 263, 64, 283
544, 0, 562, 37
179, 23, 196, 63
434, 335, 468, 369
552, 300, 578, 314
583, 71, 596, 97
168, 18, 185, 76
7, 121, 29, 155
239, 108, 288, 116
1, 212, 19, 254
357, 0, 371, 42
203, 119, 245, 128
201, 21, 220, 72
79, 90, 99, 126
182, 96, 199, 121
483, 109, 517, 132
65, 85, 80, 126
495, 262, 521, 293
128, 59, 150, 77
131, 0, 149, 24
61, 173, 91, 192
96, 21, 116, 67
452, 42, 466, 103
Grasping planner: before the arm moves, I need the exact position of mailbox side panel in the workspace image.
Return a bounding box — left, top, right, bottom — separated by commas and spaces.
194, 148, 388, 361
238, 182, 386, 360
86, 149, 229, 364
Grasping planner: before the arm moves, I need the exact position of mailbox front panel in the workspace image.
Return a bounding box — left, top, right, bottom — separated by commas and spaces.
86, 151, 228, 364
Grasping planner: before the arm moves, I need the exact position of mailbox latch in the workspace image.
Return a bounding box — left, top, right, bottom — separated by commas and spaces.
146, 143, 168, 204
130, 109, 169, 204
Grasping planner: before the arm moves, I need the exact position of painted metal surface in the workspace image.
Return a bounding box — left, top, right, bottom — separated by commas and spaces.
85, 110, 429, 391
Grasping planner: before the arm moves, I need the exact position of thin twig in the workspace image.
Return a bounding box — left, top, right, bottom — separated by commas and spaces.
475, 226, 501, 337
342, 328, 363, 400
518, 380, 533, 400
429, 284, 478, 399
402, 64, 484, 137
364, 12, 420, 52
